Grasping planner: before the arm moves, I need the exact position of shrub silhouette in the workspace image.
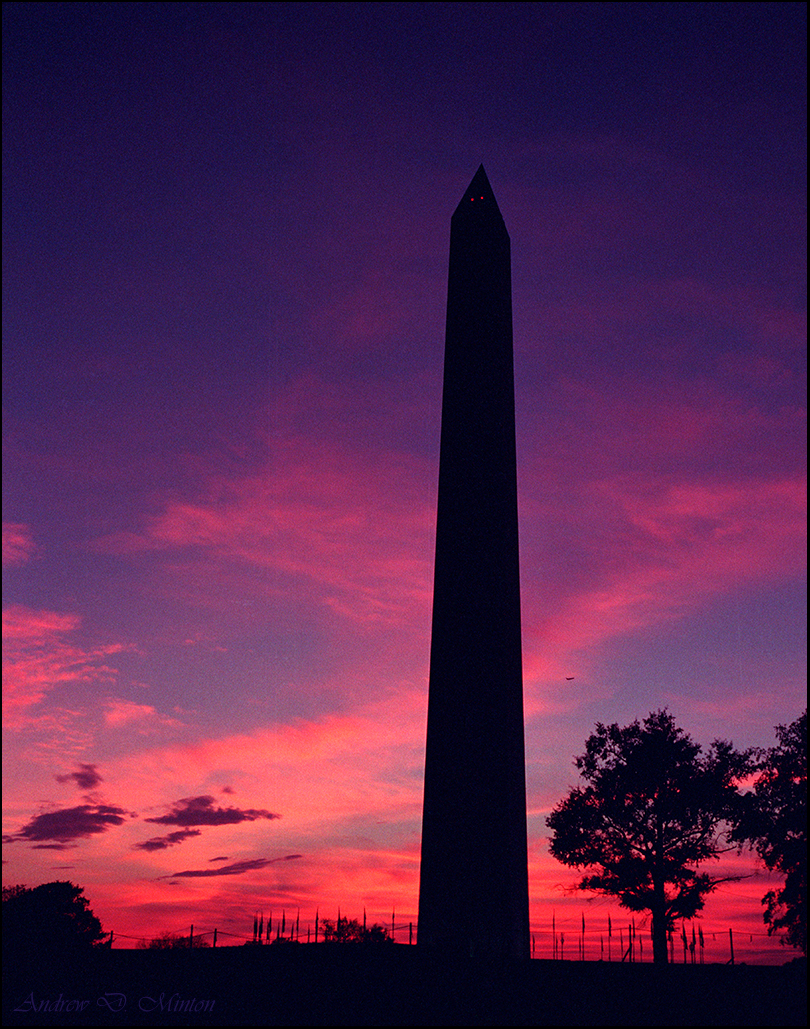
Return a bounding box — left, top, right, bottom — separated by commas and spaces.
320, 917, 393, 943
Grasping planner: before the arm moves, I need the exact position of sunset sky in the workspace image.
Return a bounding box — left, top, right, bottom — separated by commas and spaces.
3, 3, 805, 961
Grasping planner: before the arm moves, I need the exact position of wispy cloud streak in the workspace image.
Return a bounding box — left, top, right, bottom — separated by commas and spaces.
163, 855, 301, 879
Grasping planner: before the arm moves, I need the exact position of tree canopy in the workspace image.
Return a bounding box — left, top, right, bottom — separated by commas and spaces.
733, 710, 806, 953
2, 881, 106, 961
546, 710, 752, 964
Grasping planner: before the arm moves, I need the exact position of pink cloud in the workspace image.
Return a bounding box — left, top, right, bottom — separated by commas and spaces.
97, 433, 435, 634
74, 687, 426, 882
517, 364, 805, 701
2, 605, 126, 729
2, 522, 35, 566
521, 473, 805, 693
128, 697, 424, 822
102, 698, 181, 729
2, 605, 80, 640
89, 366, 802, 724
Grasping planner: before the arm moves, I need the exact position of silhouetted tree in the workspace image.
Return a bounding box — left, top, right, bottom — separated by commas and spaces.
733, 710, 807, 953
2, 881, 105, 962
546, 710, 752, 964
320, 917, 393, 943
137, 930, 211, 949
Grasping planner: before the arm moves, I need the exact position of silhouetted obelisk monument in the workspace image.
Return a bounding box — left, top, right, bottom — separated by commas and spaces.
419, 166, 530, 960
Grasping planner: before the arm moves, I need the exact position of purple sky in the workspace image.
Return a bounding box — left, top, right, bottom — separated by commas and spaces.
3, 3, 806, 959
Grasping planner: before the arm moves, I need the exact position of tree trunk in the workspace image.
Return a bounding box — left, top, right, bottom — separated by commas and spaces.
651, 879, 668, 964
651, 811, 669, 965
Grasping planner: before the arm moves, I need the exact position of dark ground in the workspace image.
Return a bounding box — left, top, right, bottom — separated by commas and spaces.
4, 945, 806, 1027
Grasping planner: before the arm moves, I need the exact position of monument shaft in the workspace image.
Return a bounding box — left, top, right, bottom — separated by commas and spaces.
418, 167, 530, 959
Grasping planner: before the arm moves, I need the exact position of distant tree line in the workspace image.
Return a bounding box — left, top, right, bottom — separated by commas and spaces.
319, 917, 393, 944
137, 930, 210, 949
